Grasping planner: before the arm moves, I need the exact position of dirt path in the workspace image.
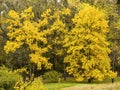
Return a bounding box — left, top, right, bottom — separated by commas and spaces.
61, 83, 120, 90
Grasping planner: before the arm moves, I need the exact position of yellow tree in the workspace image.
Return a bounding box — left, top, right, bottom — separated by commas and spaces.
64, 4, 117, 82
4, 7, 52, 71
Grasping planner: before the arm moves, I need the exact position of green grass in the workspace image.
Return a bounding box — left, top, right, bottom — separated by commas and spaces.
44, 83, 78, 90
44, 76, 120, 90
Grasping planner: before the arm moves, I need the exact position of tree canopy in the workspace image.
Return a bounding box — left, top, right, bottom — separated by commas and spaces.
0, 0, 119, 85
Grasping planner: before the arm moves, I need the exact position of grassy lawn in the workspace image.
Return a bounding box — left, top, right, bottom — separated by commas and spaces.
44, 83, 78, 90
44, 77, 120, 90
62, 83, 120, 90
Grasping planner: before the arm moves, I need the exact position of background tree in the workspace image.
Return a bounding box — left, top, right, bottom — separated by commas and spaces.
99, 0, 120, 74
44, 8, 71, 80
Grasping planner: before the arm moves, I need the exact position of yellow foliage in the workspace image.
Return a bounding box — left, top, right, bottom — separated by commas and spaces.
20, 6, 34, 20
64, 4, 116, 81
76, 76, 84, 82
4, 41, 23, 54
8, 10, 19, 19
4, 7, 52, 70
41, 9, 51, 18
15, 68, 28, 74
107, 71, 117, 78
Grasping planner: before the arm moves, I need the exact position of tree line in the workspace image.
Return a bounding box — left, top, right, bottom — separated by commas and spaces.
0, 0, 120, 82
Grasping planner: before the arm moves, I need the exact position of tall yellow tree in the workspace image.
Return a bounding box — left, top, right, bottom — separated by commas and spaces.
64, 4, 117, 82
4, 7, 52, 70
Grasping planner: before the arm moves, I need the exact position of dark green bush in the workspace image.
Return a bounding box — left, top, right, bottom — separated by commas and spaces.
0, 66, 22, 90
43, 70, 62, 83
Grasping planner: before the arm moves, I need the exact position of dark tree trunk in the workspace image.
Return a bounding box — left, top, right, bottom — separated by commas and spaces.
63, 64, 66, 81
112, 78, 114, 83
117, 0, 120, 4
22, 71, 27, 83
88, 78, 92, 83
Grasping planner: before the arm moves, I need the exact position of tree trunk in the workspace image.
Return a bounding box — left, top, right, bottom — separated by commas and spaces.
112, 78, 114, 83
88, 78, 92, 83
117, 0, 120, 4
29, 63, 32, 81
63, 64, 66, 81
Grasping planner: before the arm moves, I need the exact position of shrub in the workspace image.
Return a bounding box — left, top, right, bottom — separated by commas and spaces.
26, 77, 45, 90
14, 77, 45, 90
0, 66, 22, 90
43, 70, 62, 83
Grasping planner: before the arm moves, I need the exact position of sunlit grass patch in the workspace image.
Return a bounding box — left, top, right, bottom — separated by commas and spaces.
62, 83, 120, 90
44, 77, 120, 90
44, 83, 78, 90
